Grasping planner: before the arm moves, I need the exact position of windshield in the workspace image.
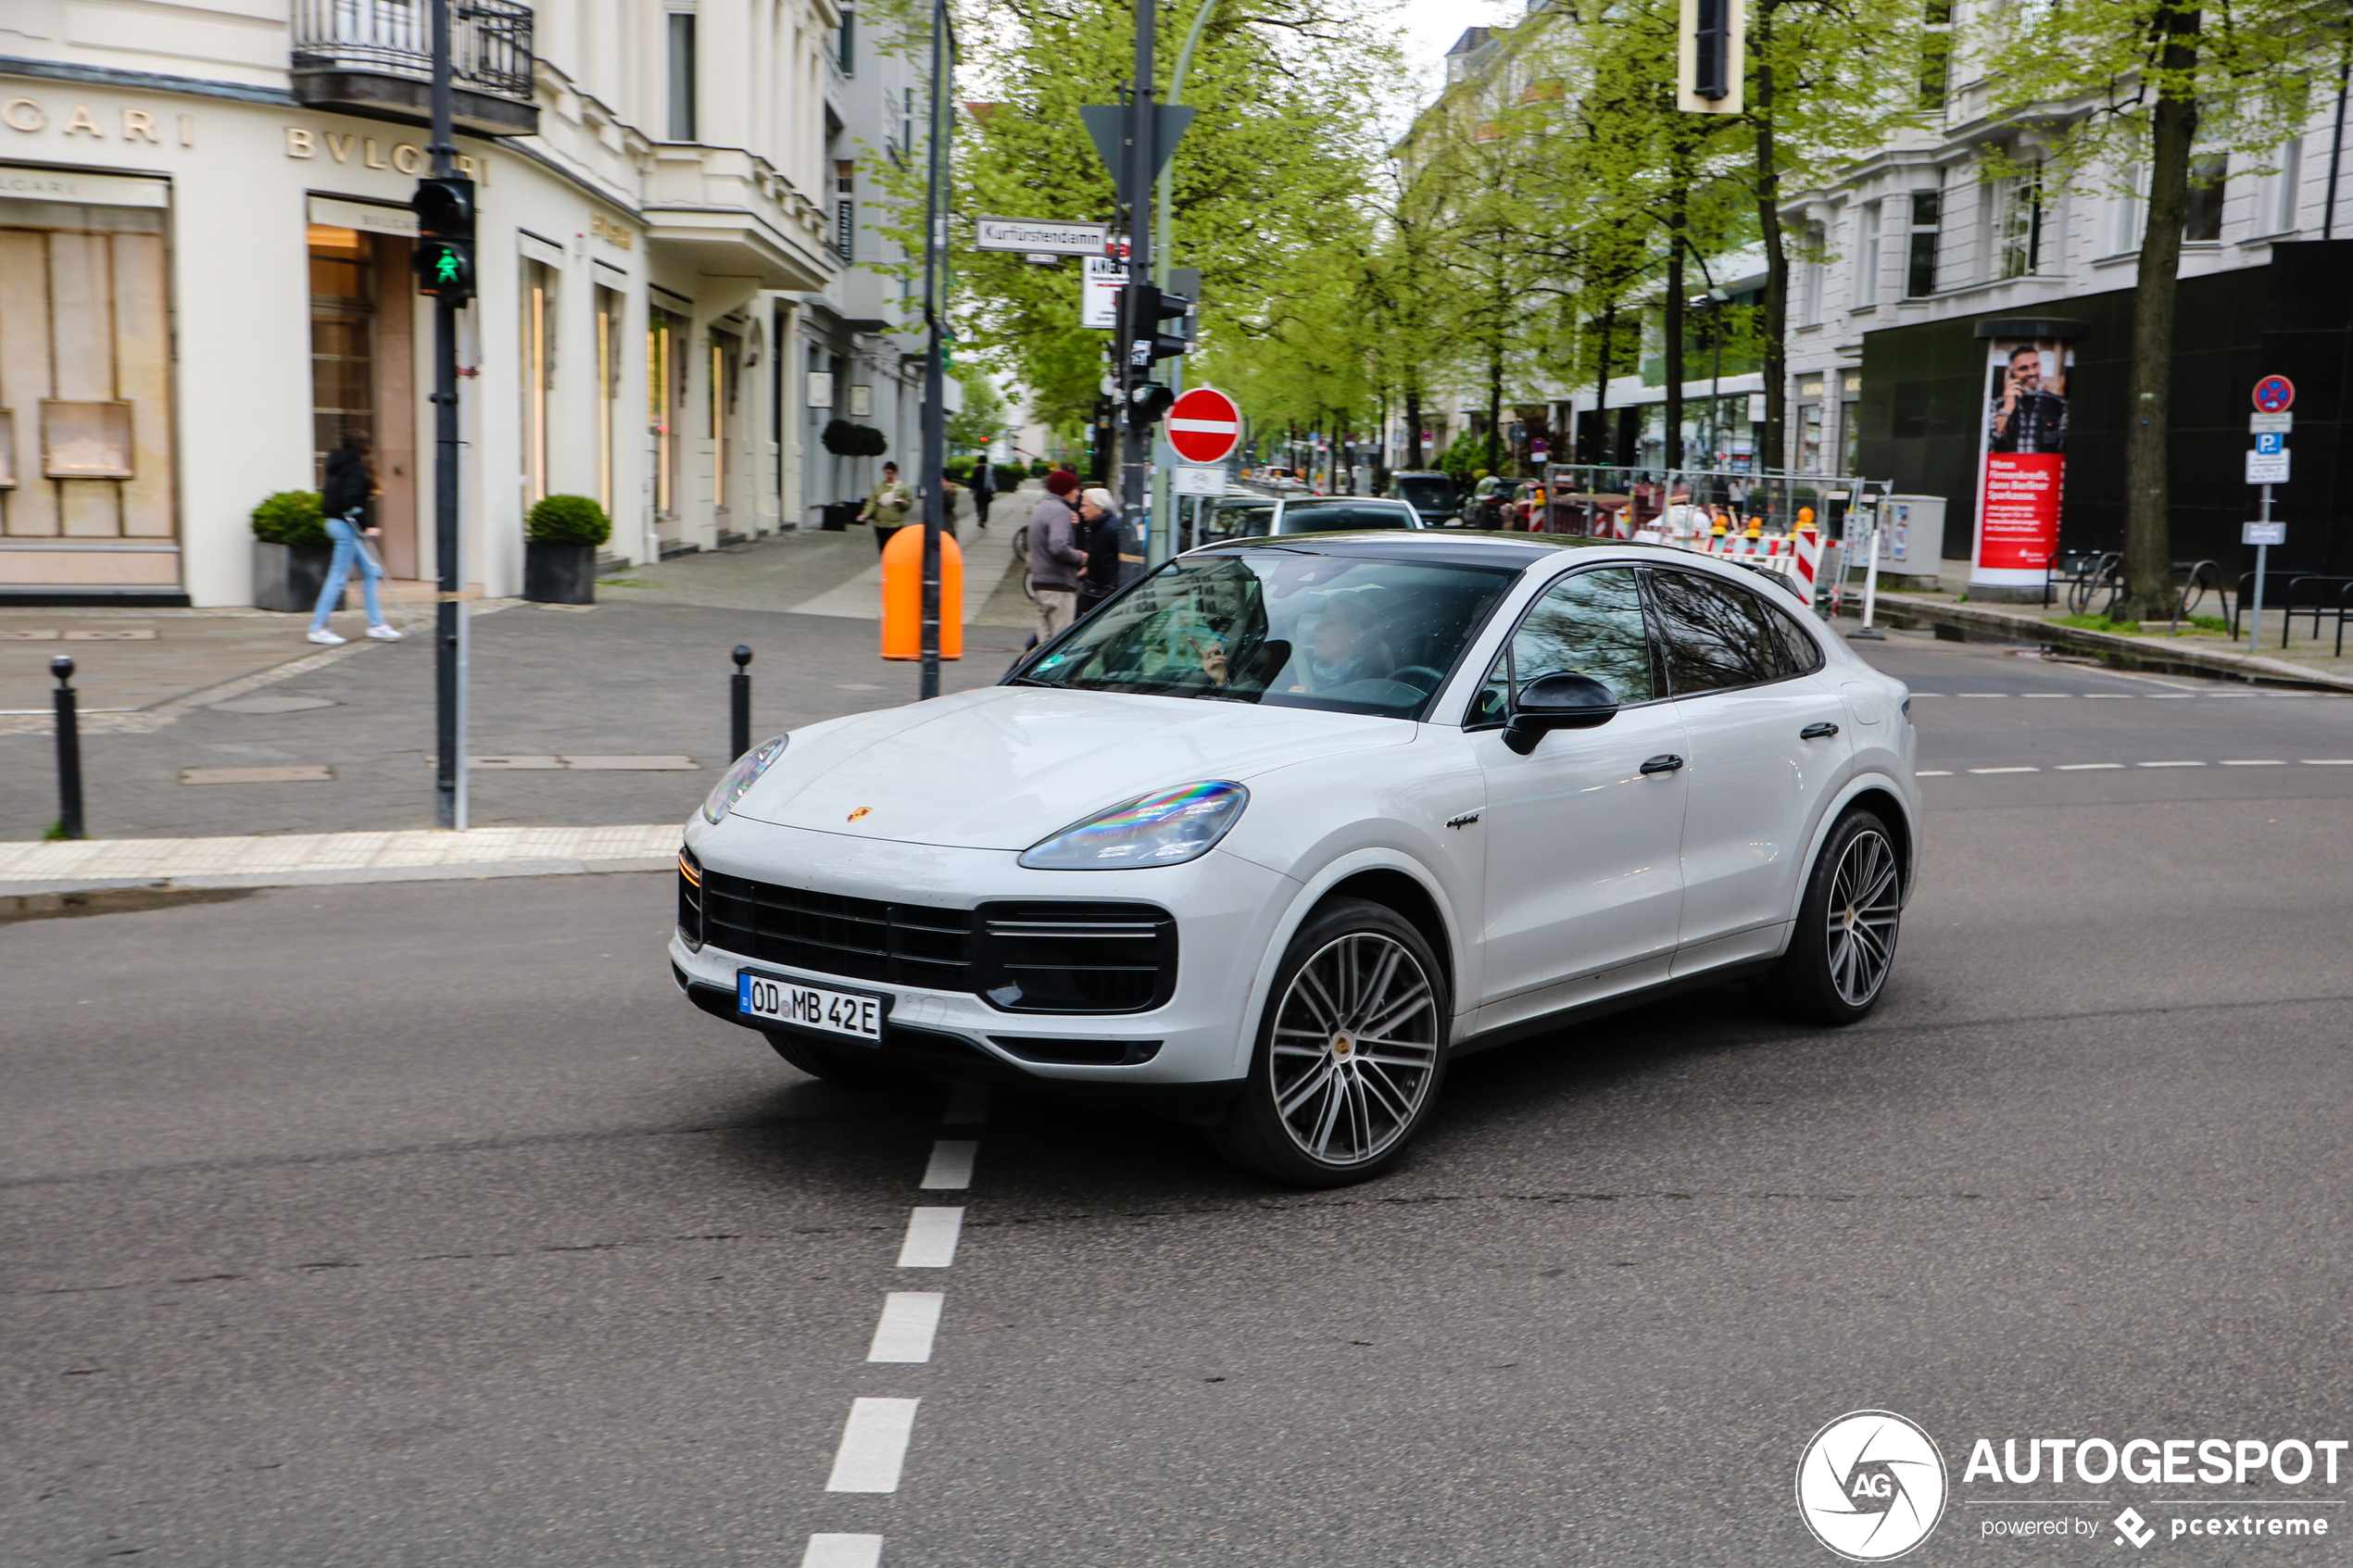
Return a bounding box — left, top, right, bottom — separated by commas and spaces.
1277, 504, 1415, 533
1013, 550, 1516, 719
1394, 477, 1454, 508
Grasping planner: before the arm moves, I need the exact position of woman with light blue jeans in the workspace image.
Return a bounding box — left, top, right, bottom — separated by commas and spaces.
308, 431, 401, 646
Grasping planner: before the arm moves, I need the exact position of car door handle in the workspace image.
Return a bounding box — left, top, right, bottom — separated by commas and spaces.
1639, 754, 1684, 775
1800, 721, 1841, 740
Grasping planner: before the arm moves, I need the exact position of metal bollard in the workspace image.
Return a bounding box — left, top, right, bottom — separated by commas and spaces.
730, 645, 753, 762
52, 655, 84, 841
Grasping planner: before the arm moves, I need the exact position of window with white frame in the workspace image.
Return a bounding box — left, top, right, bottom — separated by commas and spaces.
1855, 201, 1881, 307
666, 11, 698, 141
2270, 136, 2303, 233
1906, 186, 1941, 296
2183, 153, 2227, 242
1991, 166, 2043, 280
2111, 166, 2144, 255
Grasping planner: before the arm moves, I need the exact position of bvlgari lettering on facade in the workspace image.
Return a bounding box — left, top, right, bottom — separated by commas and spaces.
589, 212, 633, 249
3, 99, 196, 145
284, 128, 481, 182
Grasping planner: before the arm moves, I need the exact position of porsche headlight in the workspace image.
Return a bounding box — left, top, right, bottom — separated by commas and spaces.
701, 735, 787, 824
1018, 782, 1249, 871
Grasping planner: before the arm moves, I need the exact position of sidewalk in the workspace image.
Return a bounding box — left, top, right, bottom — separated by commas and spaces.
0, 823, 678, 897
1862, 580, 2353, 694
1, 513, 1029, 843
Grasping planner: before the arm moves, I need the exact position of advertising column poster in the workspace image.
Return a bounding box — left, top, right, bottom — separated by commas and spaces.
1969, 337, 2072, 593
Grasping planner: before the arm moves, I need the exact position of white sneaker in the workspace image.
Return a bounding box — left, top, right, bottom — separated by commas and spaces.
307, 628, 347, 646
366, 623, 404, 640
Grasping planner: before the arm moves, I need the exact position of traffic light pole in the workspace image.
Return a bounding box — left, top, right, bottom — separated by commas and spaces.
1120, 0, 1155, 533
916, 0, 949, 701
428, 0, 466, 828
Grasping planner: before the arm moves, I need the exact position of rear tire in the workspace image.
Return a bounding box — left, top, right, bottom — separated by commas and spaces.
1208, 897, 1449, 1187
764, 1030, 923, 1092
1756, 809, 1903, 1025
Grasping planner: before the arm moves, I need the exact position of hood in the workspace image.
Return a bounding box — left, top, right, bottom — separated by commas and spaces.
729, 685, 1415, 850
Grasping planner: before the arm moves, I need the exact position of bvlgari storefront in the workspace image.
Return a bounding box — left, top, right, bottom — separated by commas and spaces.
0, 69, 667, 607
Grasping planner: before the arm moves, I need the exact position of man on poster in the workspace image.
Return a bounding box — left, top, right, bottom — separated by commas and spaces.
1989, 344, 2068, 455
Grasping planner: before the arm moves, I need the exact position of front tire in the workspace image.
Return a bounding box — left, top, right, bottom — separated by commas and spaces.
1209, 898, 1449, 1186
1758, 809, 1903, 1025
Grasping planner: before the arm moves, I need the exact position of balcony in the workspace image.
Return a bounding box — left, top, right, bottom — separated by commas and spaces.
291, 0, 539, 138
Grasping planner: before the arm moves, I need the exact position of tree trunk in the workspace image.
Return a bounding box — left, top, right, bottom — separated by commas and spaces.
1752, 0, 1788, 473
2122, 2, 2201, 620
1404, 382, 1425, 470
1486, 336, 1504, 475
1593, 300, 1616, 462
1665, 181, 1688, 471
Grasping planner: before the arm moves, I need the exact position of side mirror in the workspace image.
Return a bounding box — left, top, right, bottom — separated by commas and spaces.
1503, 671, 1619, 754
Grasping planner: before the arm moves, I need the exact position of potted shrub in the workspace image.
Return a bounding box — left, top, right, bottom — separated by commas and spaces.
251, 490, 331, 613
523, 495, 611, 604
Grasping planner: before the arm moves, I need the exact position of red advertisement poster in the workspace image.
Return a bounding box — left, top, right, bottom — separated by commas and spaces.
1978, 452, 2064, 570
1970, 339, 2072, 585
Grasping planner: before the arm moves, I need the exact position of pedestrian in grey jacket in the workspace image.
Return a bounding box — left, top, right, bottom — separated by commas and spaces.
1029, 471, 1087, 641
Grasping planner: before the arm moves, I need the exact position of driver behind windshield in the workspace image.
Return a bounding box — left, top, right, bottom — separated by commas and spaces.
1295, 591, 1393, 692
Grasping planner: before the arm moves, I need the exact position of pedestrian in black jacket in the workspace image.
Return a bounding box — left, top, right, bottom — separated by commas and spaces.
308, 431, 400, 645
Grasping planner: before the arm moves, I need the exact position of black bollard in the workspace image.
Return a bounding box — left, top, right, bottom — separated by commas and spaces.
730, 645, 753, 761
52, 655, 84, 841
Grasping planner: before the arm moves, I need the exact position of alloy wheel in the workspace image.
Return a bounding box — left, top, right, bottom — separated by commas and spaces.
1267, 932, 1441, 1167
1826, 828, 1901, 1007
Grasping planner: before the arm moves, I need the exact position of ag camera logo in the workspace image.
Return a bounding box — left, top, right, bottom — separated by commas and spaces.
1796, 1410, 1949, 1561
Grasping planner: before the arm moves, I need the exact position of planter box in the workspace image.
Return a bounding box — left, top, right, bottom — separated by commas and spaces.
253, 540, 333, 614
523, 540, 597, 604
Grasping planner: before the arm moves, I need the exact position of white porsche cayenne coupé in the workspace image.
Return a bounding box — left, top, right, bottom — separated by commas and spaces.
673, 531, 1918, 1185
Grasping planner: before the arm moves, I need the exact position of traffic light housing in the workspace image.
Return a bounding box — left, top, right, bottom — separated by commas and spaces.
1122, 283, 1193, 369
1126, 381, 1176, 427
411, 176, 476, 303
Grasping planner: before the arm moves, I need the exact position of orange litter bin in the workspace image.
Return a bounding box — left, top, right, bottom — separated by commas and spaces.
880, 524, 963, 661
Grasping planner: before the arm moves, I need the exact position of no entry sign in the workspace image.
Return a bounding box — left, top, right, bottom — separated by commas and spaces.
1165, 386, 1241, 464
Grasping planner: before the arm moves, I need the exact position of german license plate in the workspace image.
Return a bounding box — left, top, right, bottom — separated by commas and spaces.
737, 972, 887, 1043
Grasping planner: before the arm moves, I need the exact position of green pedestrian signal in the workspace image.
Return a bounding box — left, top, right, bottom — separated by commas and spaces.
409, 175, 476, 303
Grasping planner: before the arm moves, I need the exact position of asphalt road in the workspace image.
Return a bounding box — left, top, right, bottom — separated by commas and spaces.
8, 634, 2353, 1566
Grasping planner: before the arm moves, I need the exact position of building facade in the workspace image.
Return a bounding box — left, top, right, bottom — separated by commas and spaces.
2, 0, 846, 607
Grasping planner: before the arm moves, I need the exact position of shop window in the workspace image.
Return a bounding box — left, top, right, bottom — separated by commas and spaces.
0, 201, 173, 548
522, 258, 555, 504
648, 307, 686, 524
596, 285, 622, 518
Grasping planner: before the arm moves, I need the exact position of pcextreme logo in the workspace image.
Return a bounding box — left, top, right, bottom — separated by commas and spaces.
1796, 1410, 1950, 1561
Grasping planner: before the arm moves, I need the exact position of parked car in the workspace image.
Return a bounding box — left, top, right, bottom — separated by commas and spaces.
1463, 475, 1512, 529
672, 531, 1919, 1185
1386, 470, 1463, 527
1197, 495, 1422, 543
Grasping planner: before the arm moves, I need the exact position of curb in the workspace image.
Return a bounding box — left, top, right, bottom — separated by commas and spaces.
0, 825, 680, 898
1871, 592, 2353, 694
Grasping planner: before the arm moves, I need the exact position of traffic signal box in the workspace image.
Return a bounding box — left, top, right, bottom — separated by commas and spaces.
411, 176, 477, 303
1123, 284, 1192, 426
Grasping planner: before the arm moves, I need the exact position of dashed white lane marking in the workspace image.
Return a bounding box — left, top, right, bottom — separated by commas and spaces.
1969, 766, 2039, 774
2082, 694, 2136, 698
897, 1207, 964, 1268
941, 1083, 990, 1124
868, 1292, 945, 1363
2138, 760, 2207, 768
2019, 692, 2072, 697
1917, 770, 1953, 776
2221, 759, 2288, 766
920, 1140, 978, 1190
2304, 759, 2353, 765
2057, 763, 2125, 771
800, 1535, 884, 1568
824, 1398, 921, 1492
